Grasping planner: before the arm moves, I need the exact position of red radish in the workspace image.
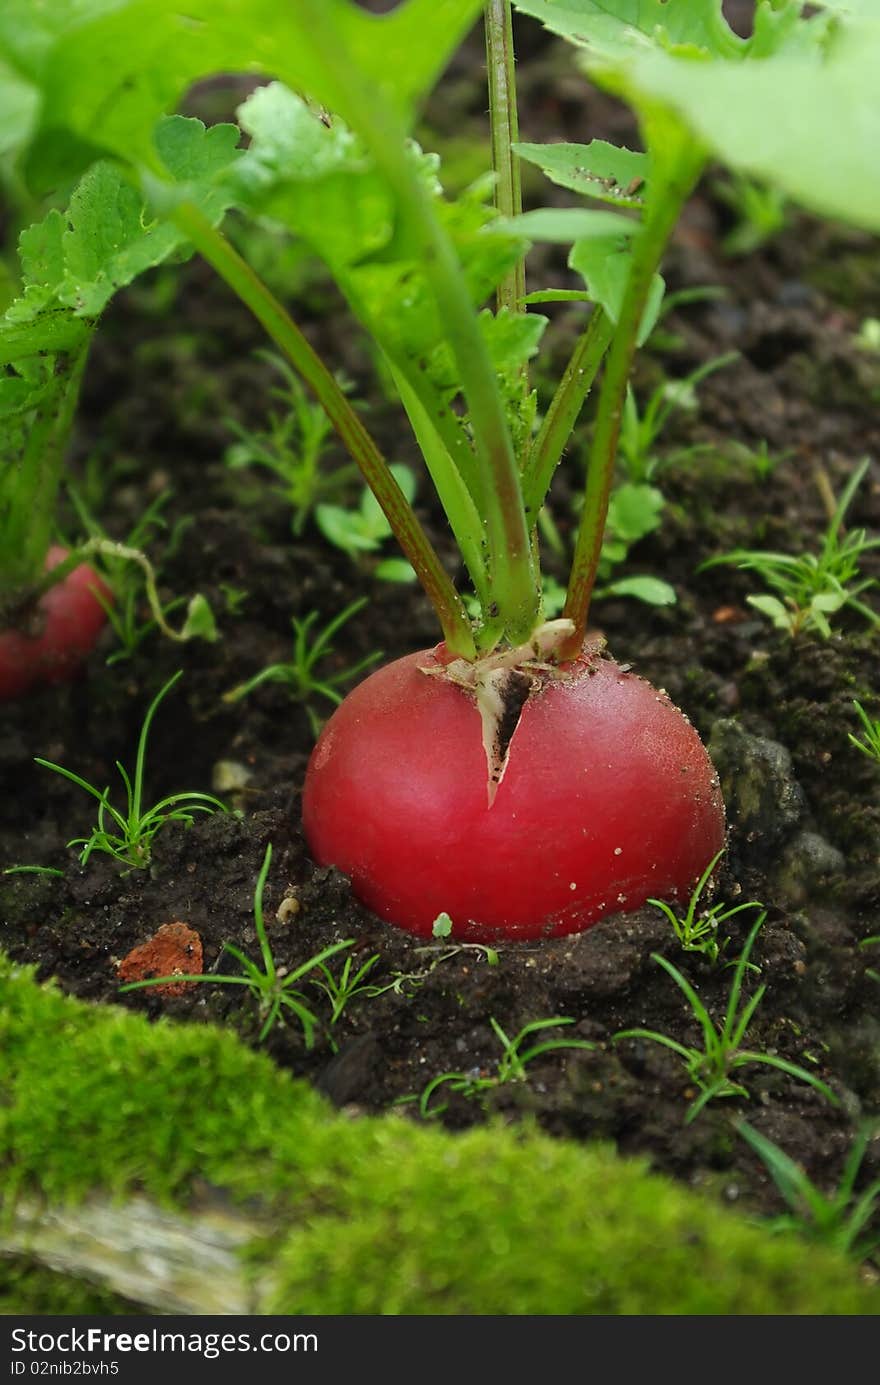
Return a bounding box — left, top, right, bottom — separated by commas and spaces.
0, 546, 112, 701
303, 633, 725, 942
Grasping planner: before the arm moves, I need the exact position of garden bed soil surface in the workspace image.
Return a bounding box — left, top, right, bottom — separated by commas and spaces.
2, 23, 880, 1268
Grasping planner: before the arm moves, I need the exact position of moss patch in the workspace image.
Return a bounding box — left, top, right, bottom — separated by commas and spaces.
0, 1258, 140, 1316
1, 952, 877, 1315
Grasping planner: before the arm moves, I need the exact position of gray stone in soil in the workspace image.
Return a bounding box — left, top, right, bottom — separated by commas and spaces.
708, 718, 806, 856
775, 830, 846, 905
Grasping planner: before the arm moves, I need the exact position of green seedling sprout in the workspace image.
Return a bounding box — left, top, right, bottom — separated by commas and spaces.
645, 284, 728, 355
701, 459, 880, 638
736, 1120, 880, 1263
537, 481, 676, 616
615, 913, 838, 1124
429, 911, 500, 965
849, 700, 880, 762
415, 1016, 595, 1118
36, 671, 228, 870
315, 464, 418, 583
311, 951, 383, 1027
726, 439, 792, 484
222, 597, 381, 735
649, 847, 765, 965
120, 842, 354, 1046
67, 488, 212, 664
618, 351, 738, 486
712, 172, 788, 257
859, 936, 880, 985
224, 348, 356, 536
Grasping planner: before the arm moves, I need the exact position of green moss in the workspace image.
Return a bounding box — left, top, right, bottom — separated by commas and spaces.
1, 952, 878, 1315
0, 1258, 141, 1315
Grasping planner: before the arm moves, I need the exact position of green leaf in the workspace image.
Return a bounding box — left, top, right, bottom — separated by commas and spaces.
607, 19, 880, 234
235, 83, 536, 450
315, 504, 382, 555
480, 306, 547, 376
569, 235, 665, 344
521, 289, 593, 305
0, 311, 90, 364
0, 1, 125, 83
374, 557, 418, 584
810, 0, 876, 14
812, 591, 847, 613
233, 83, 394, 271
360, 463, 417, 536
606, 483, 664, 543
599, 575, 676, 605
510, 0, 745, 61
180, 594, 218, 643
514, 140, 649, 208
316, 465, 415, 557
6, 115, 240, 329
11, 0, 485, 187
747, 594, 790, 626
432, 912, 454, 939
0, 57, 38, 158
509, 207, 638, 242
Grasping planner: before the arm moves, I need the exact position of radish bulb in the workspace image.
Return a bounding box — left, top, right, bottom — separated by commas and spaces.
303, 622, 725, 942
0, 546, 111, 701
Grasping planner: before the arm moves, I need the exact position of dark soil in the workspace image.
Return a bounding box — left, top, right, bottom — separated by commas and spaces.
2, 23, 880, 1263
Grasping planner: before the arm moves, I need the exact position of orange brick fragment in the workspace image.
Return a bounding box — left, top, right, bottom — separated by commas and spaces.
117, 921, 203, 998
711, 604, 748, 625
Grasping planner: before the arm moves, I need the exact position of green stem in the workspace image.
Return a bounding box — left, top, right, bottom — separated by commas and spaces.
172, 202, 476, 659
0, 333, 92, 599
485, 0, 525, 321
299, 0, 537, 648
522, 307, 613, 520
562, 154, 703, 655
30, 539, 204, 643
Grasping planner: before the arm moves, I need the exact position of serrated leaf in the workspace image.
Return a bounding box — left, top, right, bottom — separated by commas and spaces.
7, 115, 240, 329
234, 84, 393, 270
154, 115, 242, 190
569, 234, 665, 344
432, 912, 454, 939
607, 18, 880, 233
511, 0, 745, 61
514, 140, 649, 208
236, 84, 535, 430
0, 311, 90, 364
0, 370, 52, 420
